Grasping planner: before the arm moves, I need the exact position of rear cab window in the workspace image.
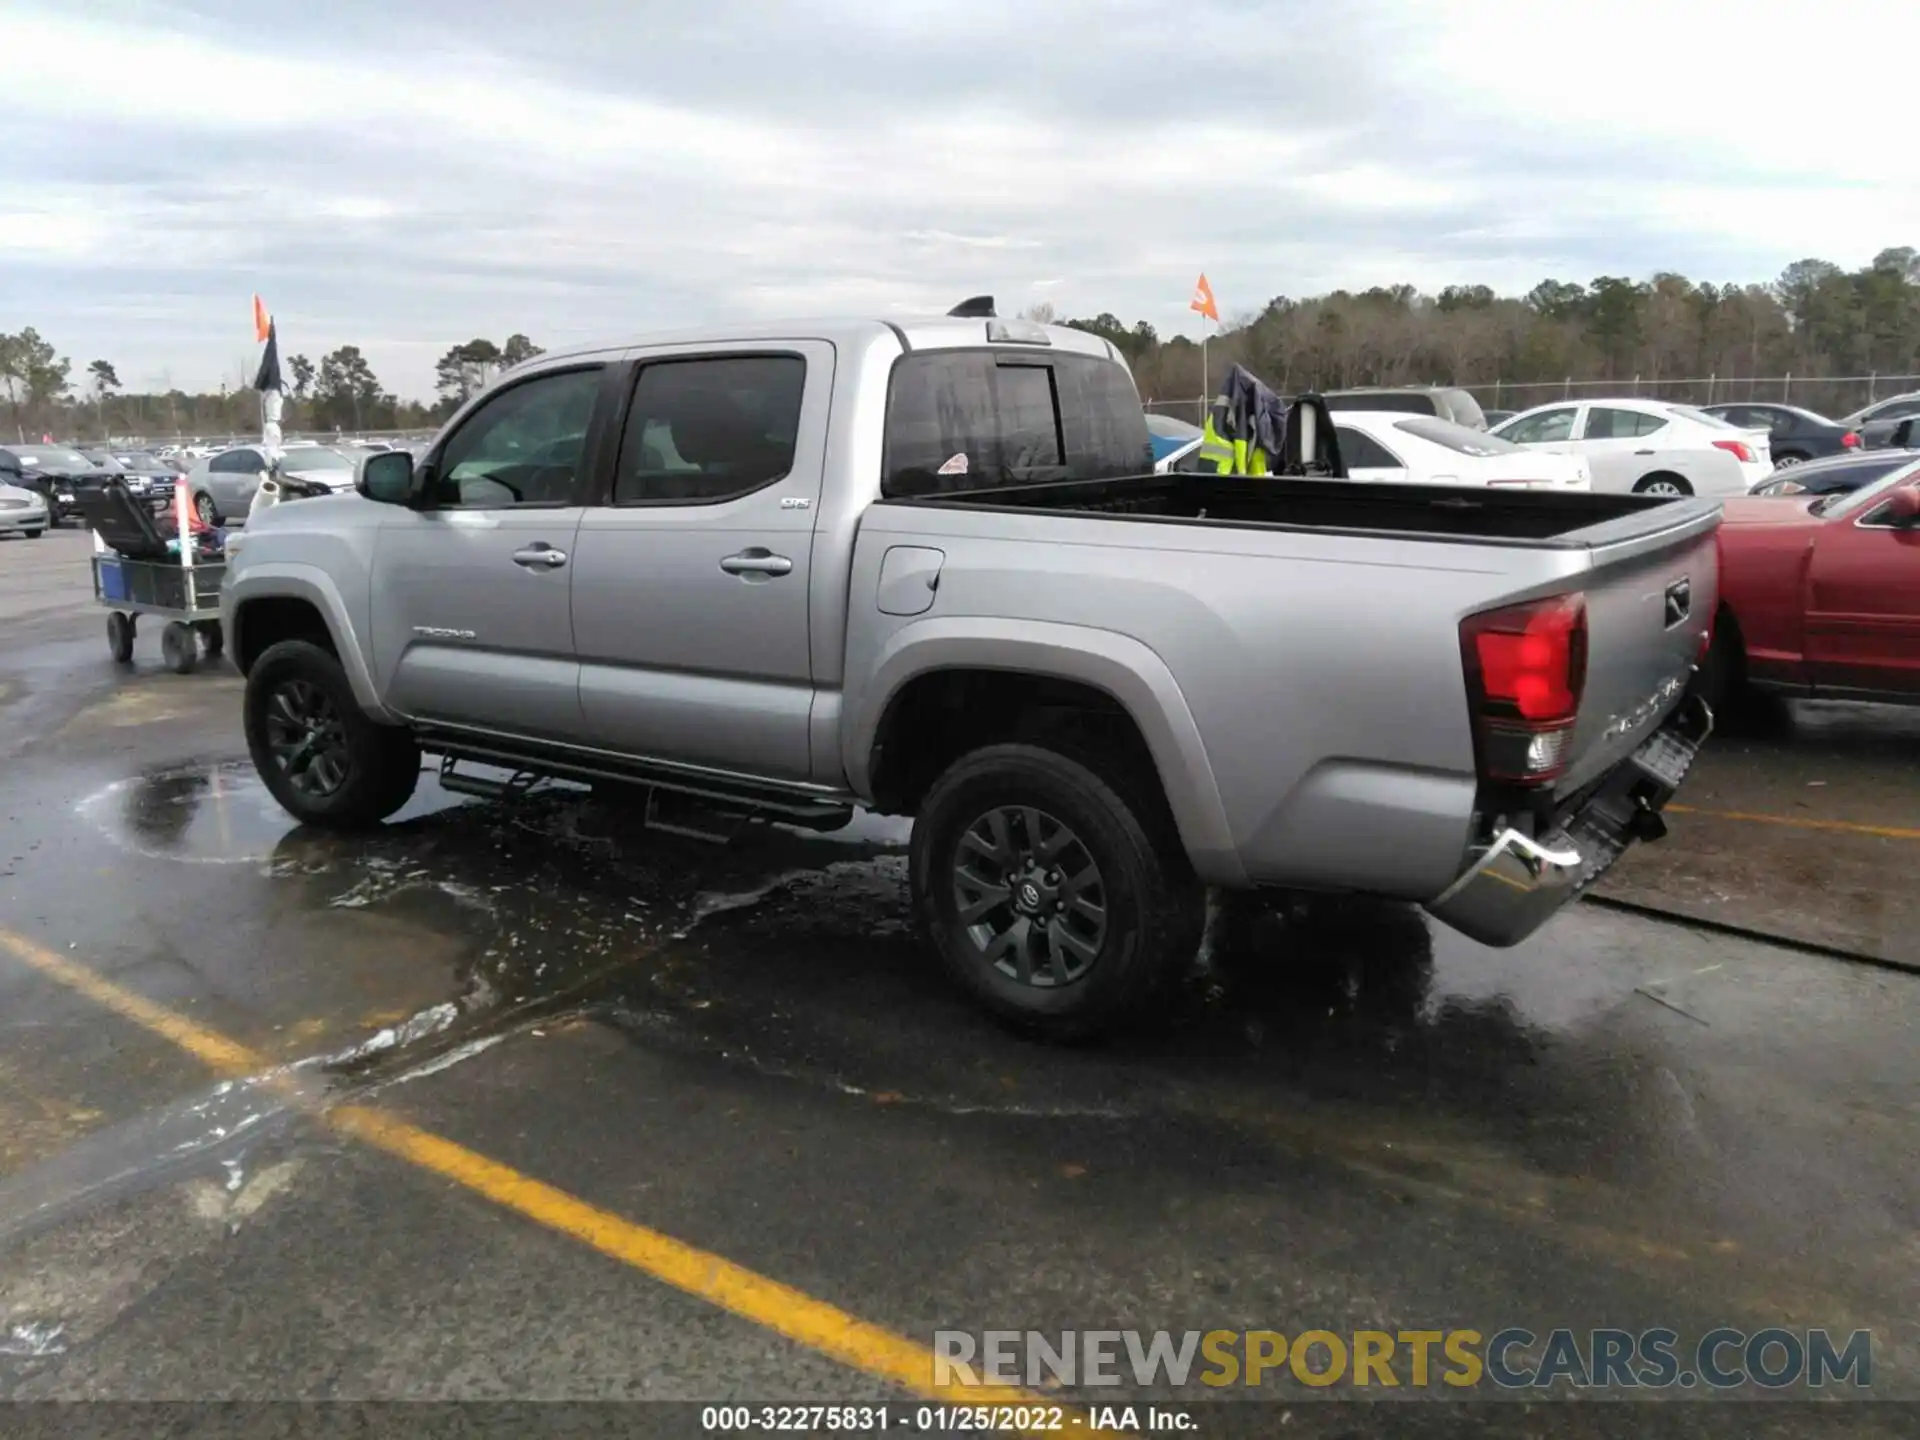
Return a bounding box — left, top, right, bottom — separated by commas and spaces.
882, 350, 1152, 497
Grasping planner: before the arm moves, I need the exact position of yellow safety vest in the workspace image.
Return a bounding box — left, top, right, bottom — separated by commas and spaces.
1200, 413, 1270, 475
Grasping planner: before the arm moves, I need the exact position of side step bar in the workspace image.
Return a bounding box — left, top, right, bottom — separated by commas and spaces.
427, 743, 855, 839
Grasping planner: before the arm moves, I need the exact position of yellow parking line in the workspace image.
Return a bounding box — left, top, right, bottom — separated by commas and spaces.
1666, 803, 1920, 842
0, 928, 1067, 1423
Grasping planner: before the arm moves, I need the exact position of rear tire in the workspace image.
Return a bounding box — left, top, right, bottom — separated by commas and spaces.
1633, 473, 1692, 497
195, 492, 220, 526
161, 621, 197, 674
245, 639, 421, 829
107, 612, 135, 664
909, 742, 1205, 1041
1773, 452, 1807, 468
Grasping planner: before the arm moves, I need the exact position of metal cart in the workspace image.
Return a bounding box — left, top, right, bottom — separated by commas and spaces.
92, 542, 226, 674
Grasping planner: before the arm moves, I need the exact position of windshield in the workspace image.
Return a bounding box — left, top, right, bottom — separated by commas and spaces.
1143, 412, 1202, 440
17, 448, 91, 469
1392, 416, 1520, 456
281, 447, 352, 471
1816, 459, 1920, 519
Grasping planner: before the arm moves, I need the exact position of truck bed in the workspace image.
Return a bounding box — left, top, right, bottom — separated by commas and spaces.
880, 471, 1710, 548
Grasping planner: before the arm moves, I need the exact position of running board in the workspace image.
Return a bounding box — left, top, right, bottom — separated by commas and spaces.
425, 739, 855, 838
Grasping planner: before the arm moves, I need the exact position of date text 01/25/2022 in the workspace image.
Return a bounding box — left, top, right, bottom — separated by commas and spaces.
702, 1404, 1191, 1432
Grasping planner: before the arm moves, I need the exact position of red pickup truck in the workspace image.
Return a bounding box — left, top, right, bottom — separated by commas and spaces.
1704, 458, 1920, 707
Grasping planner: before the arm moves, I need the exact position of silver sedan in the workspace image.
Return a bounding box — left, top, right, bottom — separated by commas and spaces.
0, 481, 50, 537
190, 445, 359, 524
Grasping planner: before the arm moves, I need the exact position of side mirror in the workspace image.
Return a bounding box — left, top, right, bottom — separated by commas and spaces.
359, 450, 415, 506
1882, 487, 1920, 527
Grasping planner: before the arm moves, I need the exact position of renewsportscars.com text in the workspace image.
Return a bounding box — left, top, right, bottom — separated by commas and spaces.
932, 1327, 1872, 1391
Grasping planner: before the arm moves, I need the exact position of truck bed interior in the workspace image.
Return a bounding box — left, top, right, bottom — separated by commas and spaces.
884, 472, 1683, 545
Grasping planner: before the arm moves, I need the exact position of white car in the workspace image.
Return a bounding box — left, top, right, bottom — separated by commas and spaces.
1331, 411, 1591, 490
1491, 400, 1769, 497
0, 480, 50, 537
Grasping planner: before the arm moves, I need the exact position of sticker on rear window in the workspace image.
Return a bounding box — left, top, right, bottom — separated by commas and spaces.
937, 452, 968, 476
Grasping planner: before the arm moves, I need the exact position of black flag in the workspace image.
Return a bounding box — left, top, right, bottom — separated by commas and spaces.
252, 319, 284, 392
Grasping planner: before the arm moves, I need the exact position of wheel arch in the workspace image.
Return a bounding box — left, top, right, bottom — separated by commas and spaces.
848, 619, 1244, 885
226, 567, 394, 719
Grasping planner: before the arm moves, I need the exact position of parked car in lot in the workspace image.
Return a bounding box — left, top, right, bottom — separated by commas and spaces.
1492, 399, 1768, 496
1700, 402, 1860, 467
191, 444, 358, 523
1748, 449, 1917, 497
1703, 457, 1920, 709
1836, 392, 1920, 450
223, 307, 1719, 1038
1331, 411, 1590, 490
1142, 412, 1205, 472
0, 478, 50, 538
1323, 385, 1488, 430
0, 444, 122, 525
1482, 408, 1515, 426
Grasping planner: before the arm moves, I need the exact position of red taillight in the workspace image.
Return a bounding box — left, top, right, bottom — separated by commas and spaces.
1460, 594, 1588, 786
1841, 431, 1861, 449
1712, 439, 1756, 464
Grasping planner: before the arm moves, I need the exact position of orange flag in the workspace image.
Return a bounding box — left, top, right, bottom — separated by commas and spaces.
252, 294, 271, 343
1190, 273, 1219, 323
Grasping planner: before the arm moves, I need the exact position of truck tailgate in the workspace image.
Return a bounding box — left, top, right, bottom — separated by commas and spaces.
1552, 501, 1720, 797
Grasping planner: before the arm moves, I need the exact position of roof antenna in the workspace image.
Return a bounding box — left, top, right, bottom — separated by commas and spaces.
947, 295, 996, 318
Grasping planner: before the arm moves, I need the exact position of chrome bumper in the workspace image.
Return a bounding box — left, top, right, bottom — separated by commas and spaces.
1426, 695, 1713, 948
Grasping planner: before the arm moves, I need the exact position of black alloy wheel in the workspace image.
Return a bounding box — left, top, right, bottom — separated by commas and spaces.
951, 804, 1108, 988
262, 676, 352, 799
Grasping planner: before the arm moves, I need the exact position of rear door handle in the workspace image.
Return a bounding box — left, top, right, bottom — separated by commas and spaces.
719, 548, 793, 577
512, 544, 568, 569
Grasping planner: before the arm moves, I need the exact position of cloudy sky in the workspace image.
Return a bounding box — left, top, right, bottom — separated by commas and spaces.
3, 0, 1912, 400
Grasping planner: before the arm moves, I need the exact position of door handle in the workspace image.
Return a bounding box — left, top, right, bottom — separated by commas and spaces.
512, 544, 569, 569
1634, 449, 1656, 455
719, 548, 793, 577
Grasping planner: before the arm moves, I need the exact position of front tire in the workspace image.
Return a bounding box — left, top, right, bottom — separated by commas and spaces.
909, 743, 1204, 1041
25, 528, 43, 540
245, 639, 421, 829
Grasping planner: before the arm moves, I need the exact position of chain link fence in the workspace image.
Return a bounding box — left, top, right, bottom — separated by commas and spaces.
1145, 374, 1920, 427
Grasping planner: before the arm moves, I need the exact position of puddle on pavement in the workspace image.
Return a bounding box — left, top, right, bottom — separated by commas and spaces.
44, 757, 1916, 1254
75, 760, 464, 865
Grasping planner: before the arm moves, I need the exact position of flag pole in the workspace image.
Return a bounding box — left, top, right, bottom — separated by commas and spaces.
1201, 324, 1209, 424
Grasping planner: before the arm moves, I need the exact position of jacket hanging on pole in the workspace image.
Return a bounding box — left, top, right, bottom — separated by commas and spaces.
1200, 363, 1290, 475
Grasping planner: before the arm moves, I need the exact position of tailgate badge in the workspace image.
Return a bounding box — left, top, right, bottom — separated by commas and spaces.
1663, 579, 1691, 629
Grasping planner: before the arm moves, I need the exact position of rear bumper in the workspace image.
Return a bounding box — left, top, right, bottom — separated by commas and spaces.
1425, 694, 1712, 948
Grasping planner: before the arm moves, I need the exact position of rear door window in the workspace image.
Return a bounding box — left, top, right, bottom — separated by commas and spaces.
1584, 407, 1665, 440
613, 355, 805, 504
883, 351, 1152, 496
1499, 407, 1577, 444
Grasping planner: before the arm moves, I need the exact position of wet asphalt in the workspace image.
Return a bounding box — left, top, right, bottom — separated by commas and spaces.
0, 530, 1914, 1435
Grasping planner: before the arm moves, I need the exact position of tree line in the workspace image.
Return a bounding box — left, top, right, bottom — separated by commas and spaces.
8, 247, 1918, 441
0, 330, 548, 442
1037, 246, 1920, 418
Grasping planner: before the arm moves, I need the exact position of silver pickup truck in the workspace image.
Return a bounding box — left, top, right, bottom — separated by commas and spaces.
222, 308, 1719, 1037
